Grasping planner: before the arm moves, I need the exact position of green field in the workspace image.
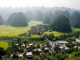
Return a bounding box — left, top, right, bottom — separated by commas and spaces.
0, 21, 43, 36
0, 41, 8, 50
0, 20, 79, 37
44, 31, 64, 37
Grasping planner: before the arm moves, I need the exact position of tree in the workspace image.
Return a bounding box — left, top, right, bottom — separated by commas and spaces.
33, 56, 40, 60
0, 47, 7, 59
70, 11, 80, 28
11, 12, 28, 27
50, 15, 72, 32
0, 15, 4, 25
43, 17, 51, 24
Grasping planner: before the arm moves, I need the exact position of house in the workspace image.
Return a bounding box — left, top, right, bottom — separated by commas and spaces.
26, 44, 34, 52
32, 49, 41, 55
18, 53, 23, 58
43, 47, 49, 52
55, 41, 68, 45
52, 45, 61, 52
64, 46, 69, 50
26, 52, 33, 58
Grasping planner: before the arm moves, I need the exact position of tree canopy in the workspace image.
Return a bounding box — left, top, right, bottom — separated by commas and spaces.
50, 15, 72, 32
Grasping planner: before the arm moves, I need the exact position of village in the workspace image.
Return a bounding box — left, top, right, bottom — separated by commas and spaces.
5, 24, 80, 60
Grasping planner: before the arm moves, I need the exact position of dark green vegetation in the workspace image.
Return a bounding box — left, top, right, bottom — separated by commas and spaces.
70, 11, 80, 28
50, 15, 72, 33
0, 47, 7, 59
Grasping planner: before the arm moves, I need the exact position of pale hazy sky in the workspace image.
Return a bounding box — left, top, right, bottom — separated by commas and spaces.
0, 0, 80, 9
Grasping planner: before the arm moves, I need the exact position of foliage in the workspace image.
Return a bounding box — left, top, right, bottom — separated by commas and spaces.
33, 56, 40, 60
0, 47, 7, 59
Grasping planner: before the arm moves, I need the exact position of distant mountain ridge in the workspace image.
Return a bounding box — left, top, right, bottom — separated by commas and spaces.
0, 7, 77, 21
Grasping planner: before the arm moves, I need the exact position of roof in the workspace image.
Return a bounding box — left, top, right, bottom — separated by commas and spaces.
18, 54, 23, 57
45, 47, 49, 50
26, 52, 33, 56
29, 44, 33, 46
59, 46, 64, 49
38, 49, 41, 51
55, 41, 68, 44
64, 46, 69, 50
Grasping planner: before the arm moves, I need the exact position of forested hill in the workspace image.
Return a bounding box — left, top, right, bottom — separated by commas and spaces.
0, 7, 76, 21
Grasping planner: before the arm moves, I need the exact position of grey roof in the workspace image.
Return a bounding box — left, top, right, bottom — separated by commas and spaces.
26, 52, 33, 56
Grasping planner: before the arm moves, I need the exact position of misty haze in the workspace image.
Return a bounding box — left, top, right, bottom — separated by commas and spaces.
0, 0, 80, 60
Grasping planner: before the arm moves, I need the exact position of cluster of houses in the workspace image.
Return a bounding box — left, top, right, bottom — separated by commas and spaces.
49, 40, 69, 52
23, 43, 50, 59
26, 24, 50, 35
10, 38, 80, 59
11, 43, 50, 59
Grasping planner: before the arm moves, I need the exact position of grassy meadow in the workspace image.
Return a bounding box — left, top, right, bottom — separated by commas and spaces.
0, 21, 43, 36
0, 41, 8, 50
44, 31, 64, 37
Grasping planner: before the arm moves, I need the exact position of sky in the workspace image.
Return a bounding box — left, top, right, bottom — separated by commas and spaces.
0, 0, 80, 9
